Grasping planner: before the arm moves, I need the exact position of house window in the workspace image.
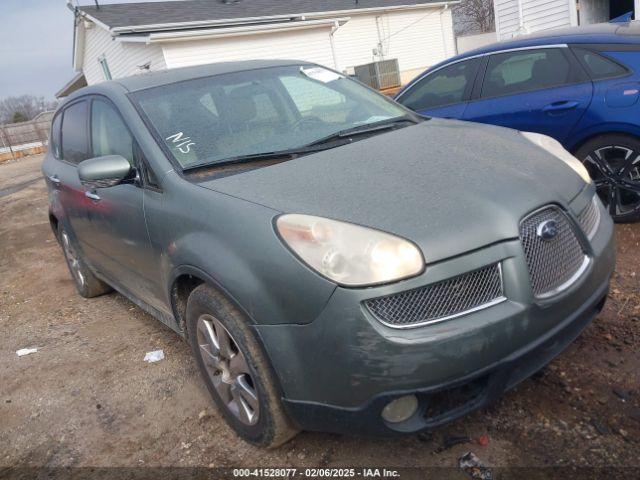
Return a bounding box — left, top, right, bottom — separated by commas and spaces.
98, 55, 112, 80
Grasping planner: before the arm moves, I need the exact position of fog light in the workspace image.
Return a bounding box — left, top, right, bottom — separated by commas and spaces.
381, 395, 419, 423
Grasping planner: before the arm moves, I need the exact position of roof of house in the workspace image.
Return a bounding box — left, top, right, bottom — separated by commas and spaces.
78, 0, 451, 31
55, 72, 87, 99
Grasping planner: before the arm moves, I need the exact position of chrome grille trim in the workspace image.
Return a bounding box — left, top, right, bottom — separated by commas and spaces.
365, 263, 506, 329
577, 196, 601, 240
520, 206, 589, 299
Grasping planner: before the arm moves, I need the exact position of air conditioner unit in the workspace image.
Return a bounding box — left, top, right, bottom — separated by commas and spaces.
353, 59, 401, 90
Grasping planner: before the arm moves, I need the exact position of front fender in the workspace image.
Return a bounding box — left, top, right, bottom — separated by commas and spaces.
148, 174, 337, 326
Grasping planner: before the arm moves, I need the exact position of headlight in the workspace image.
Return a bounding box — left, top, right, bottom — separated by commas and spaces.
521, 131, 591, 184
276, 214, 424, 286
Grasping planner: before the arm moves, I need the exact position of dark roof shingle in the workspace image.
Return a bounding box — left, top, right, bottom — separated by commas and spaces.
80, 0, 449, 31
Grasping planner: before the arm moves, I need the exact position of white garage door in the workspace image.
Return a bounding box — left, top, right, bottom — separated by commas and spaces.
162, 28, 336, 70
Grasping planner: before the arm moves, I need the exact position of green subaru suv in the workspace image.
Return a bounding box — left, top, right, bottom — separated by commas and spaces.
43, 60, 615, 447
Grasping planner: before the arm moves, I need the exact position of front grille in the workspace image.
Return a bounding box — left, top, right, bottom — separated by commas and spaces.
365, 264, 504, 328
577, 197, 600, 240
520, 206, 588, 298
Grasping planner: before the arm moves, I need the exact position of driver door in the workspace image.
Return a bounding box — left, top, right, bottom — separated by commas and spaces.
83, 97, 164, 310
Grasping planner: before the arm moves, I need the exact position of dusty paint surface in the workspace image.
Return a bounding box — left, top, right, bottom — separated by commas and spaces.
0, 155, 638, 470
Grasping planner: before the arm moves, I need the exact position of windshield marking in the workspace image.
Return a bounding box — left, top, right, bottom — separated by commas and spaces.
166, 132, 196, 154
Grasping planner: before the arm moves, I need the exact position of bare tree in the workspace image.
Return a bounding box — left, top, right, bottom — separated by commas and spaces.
454, 0, 496, 35
0, 95, 57, 124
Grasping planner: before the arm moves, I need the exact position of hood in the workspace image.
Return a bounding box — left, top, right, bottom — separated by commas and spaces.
198, 119, 586, 263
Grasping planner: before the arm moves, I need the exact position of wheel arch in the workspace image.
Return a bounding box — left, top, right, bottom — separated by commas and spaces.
168, 265, 257, 337
48, 211, 60, 242
568, 124, 640, 154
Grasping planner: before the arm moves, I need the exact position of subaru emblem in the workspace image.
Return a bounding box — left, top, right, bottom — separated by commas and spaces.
536, 220, 559, 241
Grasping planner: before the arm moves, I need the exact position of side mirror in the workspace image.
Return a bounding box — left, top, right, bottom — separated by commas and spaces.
78, 155, 132, 188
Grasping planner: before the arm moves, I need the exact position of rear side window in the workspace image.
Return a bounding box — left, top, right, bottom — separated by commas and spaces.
572, 48, 628, 80
50, 113, 62, 159
482, 48, 577, 98
91, 99, 135, 165
61, 101, 89, 164
399, 58, 481, 111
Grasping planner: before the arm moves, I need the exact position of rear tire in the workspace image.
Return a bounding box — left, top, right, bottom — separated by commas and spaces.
58, 225, 112, 298
575, 134, 640, 223
186, 284, 299, 448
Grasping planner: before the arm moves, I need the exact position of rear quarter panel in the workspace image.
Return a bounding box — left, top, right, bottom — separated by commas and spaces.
567, 49, 640, 151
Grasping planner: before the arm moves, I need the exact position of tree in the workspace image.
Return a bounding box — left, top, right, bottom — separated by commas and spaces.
11, 112, 29, 123
453, 0, 496, 35
0, 95, 57, 124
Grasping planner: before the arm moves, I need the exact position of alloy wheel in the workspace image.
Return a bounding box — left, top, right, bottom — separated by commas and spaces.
61, 231, 85, 288
196, 314, 259, 426
583, 145, 640, 217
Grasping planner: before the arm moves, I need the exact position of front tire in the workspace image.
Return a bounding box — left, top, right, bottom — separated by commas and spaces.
575, 134, 640, 223
186, 284, 299, 448
58, 225, 112, 298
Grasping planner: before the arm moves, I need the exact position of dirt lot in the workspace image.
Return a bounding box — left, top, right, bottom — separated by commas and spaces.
0, 155, 638, 474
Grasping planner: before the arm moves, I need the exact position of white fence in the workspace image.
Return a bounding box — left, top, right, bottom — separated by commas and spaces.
0, 111, 53, 161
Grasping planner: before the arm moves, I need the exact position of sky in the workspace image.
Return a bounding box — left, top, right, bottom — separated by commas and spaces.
0, 0, 172, 100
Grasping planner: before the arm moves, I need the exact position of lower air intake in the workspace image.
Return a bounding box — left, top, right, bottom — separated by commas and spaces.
365, 264, 504, 328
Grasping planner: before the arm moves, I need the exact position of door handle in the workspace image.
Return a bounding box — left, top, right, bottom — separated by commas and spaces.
85, 191, 101, 202
543, 101, 580, 113
48, 174, 61, 186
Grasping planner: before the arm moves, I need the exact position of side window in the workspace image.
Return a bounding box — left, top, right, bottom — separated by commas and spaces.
572, 48, 628, 80
50, 113, 62, 159
482, 49, 576, 98
398, 58, 480, 111
91, 99, 134, 165
61, 100, 90, 164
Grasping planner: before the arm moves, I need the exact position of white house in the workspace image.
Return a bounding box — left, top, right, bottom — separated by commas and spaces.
494, 0, 639, 40
65, 0, 460, 94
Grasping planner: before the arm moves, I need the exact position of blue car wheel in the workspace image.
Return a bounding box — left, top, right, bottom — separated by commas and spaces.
576, 134, 640, 223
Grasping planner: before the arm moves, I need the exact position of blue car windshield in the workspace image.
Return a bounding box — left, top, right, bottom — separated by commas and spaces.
133, 65, 409, 168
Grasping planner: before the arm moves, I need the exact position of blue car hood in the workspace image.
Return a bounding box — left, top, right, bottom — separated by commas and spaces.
198, 119, 587, 263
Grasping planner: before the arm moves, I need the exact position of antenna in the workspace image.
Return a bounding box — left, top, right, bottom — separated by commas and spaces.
94, 0, 100, 9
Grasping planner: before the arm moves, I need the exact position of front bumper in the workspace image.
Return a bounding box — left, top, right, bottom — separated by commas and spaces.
255, 198, 615, 436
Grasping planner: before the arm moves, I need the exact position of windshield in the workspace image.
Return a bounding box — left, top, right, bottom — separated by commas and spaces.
133, 65, 411, 169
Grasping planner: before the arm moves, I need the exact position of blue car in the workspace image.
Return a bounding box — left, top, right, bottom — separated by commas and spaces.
396, 21, 640, 222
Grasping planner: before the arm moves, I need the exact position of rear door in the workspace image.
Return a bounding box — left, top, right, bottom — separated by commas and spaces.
395, 57, 482, 119
569, 46, 639, 142
463, 47, 593, 144
52, 99, 96, 257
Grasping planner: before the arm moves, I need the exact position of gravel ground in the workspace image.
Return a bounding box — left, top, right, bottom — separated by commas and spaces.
0, 155, 637, 476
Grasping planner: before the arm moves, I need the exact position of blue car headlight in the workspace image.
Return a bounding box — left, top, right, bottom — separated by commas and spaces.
522, 131, 592, 184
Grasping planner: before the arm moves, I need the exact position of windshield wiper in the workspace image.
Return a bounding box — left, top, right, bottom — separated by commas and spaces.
182, 140, 353, 172
307, 116, 418, 147
183, 116, 418, 172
